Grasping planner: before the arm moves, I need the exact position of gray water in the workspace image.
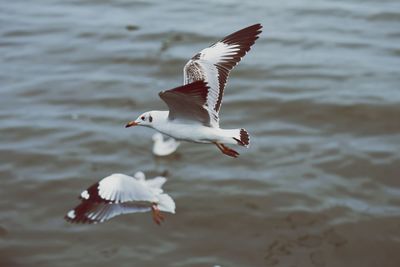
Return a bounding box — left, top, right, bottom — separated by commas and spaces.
1, 0, 400, 266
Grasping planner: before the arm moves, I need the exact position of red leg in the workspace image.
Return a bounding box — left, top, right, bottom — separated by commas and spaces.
151, 203, 164, 225
214, 142, 239, 158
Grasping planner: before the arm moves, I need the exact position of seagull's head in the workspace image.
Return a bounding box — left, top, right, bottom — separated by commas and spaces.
125, 111, 154, 128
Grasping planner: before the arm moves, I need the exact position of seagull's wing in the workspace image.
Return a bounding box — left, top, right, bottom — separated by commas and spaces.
183, 24, 262, 127
159, 80, 212, 126
79, 173, 158, 204
145, 176, 167, 190
157, 193, 176, 214
64, 173, 175, 224
65, 201, 151, 224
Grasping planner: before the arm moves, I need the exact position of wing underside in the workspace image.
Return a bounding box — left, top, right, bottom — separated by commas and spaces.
159, 80, 212, 126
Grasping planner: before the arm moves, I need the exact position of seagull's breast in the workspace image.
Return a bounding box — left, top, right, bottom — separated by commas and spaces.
153, 120, 219, 143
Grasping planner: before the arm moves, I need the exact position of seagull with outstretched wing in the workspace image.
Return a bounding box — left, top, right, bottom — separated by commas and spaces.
126, 24, 262, 157
65, 172, 175, 225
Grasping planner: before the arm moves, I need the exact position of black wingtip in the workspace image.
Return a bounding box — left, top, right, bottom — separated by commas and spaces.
247, 23, 263, 37
223, 23, 263, 43
250, 23, 263, 31
240, 128, 250, 147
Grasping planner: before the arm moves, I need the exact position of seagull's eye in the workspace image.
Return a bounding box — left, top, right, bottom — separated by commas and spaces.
141, 116, 145, 121
149, 115, 153, 123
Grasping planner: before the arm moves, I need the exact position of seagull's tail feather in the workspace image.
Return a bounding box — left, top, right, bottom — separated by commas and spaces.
157, 193, 176, 214
232, 128, 250, 147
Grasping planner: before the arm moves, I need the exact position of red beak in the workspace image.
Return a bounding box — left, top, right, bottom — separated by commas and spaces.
125, 121, 138, 128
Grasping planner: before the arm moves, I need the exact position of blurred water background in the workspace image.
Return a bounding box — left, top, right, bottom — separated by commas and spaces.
1, 0, 400, 266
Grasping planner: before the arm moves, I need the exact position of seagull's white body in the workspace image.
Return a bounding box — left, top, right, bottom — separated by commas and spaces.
126, 24, 262, 157
152, 132, 180, 156
65, 172, 175, 224
150, 111, 239, 145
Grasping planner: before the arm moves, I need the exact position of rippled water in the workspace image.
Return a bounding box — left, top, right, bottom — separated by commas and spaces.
1, 0, 400, 266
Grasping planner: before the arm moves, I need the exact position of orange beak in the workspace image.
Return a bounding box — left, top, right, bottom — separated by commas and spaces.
125, 121, 139, 128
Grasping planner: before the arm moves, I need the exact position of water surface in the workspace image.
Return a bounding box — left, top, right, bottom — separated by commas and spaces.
1, 0, 400, 266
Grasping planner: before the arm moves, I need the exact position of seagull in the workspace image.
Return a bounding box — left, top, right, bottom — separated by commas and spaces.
65, 172, 175, 225
126, 24, 262, 158
152, 133, 180, 156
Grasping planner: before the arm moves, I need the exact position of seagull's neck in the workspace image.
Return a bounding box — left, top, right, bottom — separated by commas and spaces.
149, 110, 169, 127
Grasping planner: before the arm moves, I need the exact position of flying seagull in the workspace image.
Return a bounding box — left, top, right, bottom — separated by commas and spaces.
152, 133, 180, 156
65, 172, 175, 225
126, 24, 262, 157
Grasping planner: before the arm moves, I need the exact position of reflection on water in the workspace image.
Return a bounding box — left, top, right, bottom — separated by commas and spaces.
1, 0, 400, 266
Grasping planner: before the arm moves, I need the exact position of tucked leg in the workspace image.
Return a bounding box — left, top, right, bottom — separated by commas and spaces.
214, 142, 239, 158
151, 203, 164, 225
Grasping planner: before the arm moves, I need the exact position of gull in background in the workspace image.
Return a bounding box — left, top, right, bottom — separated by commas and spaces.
152, 133, 180, 156
65, 172, 175, 225
126, 24, 262, 157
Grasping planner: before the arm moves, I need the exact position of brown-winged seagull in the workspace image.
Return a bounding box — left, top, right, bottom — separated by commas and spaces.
65, 172, 175, 225
126, 24, 262, 158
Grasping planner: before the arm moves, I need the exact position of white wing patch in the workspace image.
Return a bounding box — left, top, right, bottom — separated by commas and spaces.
67, 210, 76, 219
200, 42, 241, 64
80, 190, 90, 200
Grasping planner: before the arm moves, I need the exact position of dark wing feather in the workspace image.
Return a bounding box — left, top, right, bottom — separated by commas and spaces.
159, 80, 211, 126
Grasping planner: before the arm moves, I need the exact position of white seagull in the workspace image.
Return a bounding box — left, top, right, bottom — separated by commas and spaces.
65, 172, 175, 225
126, 24, 262, 158
152, 133, 180, 156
